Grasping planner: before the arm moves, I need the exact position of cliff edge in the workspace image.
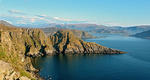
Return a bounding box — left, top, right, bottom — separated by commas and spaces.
50, 30, 125, 54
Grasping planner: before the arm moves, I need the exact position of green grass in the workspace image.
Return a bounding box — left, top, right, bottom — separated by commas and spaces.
0, 46, 7, 59
20, 70, 31, 78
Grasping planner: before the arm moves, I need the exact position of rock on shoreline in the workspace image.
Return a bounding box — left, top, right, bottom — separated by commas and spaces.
50, 30, 125, 54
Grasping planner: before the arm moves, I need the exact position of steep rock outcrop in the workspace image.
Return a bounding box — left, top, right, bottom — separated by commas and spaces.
50, 30, 125, 54
0, 24, 55, 79
0, 24, 55, 56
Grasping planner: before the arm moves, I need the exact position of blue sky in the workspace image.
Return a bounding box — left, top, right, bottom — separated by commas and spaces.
0, 0, 150, 26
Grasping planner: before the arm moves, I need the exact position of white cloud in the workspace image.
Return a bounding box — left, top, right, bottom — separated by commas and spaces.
36, 15, 49, 18
35, 15, 88, 23
53, 17, 72, 21
53, 16, 88, 24
4, 20, 12, 24
16, 20, 27, 24
104, 22, 125, 26
0, 14, 89, 26
8, 10, 26, 15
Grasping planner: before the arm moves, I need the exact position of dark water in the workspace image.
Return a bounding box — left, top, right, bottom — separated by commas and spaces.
33, 34, 150, 80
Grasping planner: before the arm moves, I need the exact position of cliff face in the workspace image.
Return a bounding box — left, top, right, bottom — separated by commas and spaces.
50, 30, 124, 54
0, 24, 55, 56
0, 24, 55, 79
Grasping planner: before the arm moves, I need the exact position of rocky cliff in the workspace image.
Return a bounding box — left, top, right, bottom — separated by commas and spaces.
50, 30, 125, 54
0, 22, 125, 79
0, 24, 55, 56
0, 24, 55, 79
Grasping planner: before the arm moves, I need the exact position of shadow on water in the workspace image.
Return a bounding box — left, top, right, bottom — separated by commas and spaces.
33, 34, 150, 80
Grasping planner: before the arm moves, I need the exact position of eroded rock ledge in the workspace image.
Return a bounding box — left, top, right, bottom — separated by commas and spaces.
50, 30, 125, 54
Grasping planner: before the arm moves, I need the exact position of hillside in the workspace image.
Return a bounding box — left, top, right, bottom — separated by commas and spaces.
132, 30, 150, 39
2, 20, 150, 35
39, 24, 150, 35
0, 20, 14, 27
0, 23, 55, 79
89, 25, 150, 35
41, 27, 96, 39
5, 20, 150, 35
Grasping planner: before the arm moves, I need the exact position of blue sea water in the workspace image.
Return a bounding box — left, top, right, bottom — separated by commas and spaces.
33, 34, 150, 80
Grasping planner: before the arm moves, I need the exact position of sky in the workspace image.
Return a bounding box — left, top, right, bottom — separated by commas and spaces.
0, 0, 150, 26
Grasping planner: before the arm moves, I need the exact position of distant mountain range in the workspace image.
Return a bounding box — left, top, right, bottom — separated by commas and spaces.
41, 27, 96, 39
0, 20, 14, 27
39, 23, 150, 35
39, 23, 107, 31
114, 25, 150, 35
132, 30, 150, 39
0, 20, 96, 39
1, 20, 150, 35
